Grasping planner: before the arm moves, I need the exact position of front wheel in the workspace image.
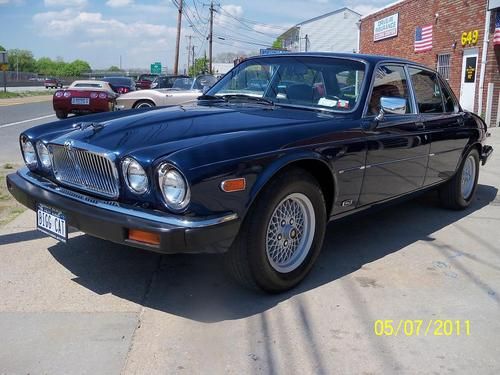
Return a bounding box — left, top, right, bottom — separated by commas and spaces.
133, 100, 155, 109
438, 148, 480, 210
225, 169, 327, 292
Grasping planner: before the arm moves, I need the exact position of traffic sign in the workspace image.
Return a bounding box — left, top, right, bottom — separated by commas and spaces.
150, 62, 162, 74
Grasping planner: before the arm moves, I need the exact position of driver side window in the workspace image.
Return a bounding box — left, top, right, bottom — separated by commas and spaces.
369, 65, 413, 115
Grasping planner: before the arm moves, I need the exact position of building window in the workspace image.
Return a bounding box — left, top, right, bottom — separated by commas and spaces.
437, 54, 451, 80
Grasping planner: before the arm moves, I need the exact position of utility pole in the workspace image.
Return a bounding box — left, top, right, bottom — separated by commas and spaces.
174, 0, 183, 75
192, 45, 196, 76
208, 1, 214, 74
186, 35, 192, 75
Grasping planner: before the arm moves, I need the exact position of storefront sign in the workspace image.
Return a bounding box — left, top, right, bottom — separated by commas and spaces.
488, 0, 500, 10
464, 57, 477, 83
461, 30, 479, 47
374, 13, 399, 41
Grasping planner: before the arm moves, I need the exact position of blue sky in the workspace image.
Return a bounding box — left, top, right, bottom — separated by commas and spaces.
0, 0, 393, 70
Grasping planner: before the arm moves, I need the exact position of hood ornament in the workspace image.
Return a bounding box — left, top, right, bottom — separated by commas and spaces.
64, 140, 74, 151
72, 122, 105, 132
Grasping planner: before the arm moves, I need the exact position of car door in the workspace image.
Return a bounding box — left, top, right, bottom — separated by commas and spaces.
359, 64, 430, 206
406, 67, 472, 185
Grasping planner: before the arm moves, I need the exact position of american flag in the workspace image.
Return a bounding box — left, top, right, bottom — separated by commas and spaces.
414, 25, 433, 52
494, 12, 500, 46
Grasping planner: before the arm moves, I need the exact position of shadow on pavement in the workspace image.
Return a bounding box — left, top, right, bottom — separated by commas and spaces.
47, 184, 498, 322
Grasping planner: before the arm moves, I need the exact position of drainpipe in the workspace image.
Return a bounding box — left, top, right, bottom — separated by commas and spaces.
477, 5, 491, 116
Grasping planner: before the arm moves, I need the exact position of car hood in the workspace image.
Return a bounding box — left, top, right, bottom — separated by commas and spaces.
45, 103, 340, 161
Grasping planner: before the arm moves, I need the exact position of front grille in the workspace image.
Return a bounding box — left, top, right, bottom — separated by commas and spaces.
50, 144, 120, 199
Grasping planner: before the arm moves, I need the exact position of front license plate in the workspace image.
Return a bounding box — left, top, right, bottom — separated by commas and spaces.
71, 97, 90, 105
37, 204, 67, 243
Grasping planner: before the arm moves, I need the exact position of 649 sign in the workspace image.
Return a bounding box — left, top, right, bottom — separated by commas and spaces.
461, 30, 479, 47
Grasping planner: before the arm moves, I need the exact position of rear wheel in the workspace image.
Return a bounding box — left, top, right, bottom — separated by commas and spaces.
224, 169, 327, 292
55, 110, 68, 119
133, 100, 155, 109
438, 148, 479, 210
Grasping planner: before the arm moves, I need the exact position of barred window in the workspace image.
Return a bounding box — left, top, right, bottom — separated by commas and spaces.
437, 54, 451, 80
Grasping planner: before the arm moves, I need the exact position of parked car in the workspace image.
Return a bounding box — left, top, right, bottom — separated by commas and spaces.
116, 74, 217, 109
150, 75, 189, 89
102, 76, 136, 94
135, 74, 159, 90
52, 80, 118, 119
8, 53, 493, 292
44, 78, 63, 89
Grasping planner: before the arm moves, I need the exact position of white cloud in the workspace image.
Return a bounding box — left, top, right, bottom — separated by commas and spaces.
44, 0, 87, 8
106, 0, 133, 8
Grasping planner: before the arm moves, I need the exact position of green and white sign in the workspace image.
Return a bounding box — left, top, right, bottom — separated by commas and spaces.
150, 62, 162, 74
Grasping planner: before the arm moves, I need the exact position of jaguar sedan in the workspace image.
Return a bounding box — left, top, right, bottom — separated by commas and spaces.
7, 53, 493, 292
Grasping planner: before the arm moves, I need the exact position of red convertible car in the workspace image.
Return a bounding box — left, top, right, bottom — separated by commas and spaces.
53, 80, 118, 119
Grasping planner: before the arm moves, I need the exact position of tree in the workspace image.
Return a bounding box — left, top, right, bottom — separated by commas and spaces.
272, 38, 283, 49
7, 49, 37, 72
189, 57, 208, 77
0, 45, 5, 52
108, 65, 122, 72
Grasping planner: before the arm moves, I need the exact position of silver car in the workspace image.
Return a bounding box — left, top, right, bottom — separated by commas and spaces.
116, 75, 217, 109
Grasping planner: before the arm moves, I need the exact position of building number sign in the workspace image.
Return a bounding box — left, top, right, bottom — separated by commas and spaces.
461, 30, 479, 47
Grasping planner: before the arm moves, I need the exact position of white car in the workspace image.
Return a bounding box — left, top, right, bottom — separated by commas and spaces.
116, 75, 217, 109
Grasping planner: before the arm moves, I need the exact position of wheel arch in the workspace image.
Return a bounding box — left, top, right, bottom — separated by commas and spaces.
246, 153, 336, 221
133, 99, 156, 108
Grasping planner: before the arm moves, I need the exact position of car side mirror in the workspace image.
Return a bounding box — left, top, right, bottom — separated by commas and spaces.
375, 96, 407, 121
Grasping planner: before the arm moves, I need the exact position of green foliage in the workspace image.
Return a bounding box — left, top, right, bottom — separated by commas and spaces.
108, 65, 122, 72
0, 45, 5, 52
7, 49, 37, 72
272, 38, 283, 49
36, 57, 91, 77
188, 57, 208, 77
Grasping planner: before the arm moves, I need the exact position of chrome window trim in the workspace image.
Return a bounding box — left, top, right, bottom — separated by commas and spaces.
18, 168, 238, 228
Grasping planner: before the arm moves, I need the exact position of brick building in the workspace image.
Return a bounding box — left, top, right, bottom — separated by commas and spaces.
360, 0, 500, 127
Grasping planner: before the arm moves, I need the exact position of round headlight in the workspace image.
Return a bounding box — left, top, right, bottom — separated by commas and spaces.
36, 142, 51, 169
158, 163, 190, 211
20, 135, 37, 168
122, 157, 149, 194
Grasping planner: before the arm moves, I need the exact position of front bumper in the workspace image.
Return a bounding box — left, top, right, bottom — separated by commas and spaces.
7, 168, 240, 254
481, 145, 493, 166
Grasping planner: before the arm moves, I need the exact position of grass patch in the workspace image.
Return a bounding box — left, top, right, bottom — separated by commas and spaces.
0, 90, 55, 99
0, 164, 26, 227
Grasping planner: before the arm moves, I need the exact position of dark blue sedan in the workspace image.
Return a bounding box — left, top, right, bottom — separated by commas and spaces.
7, 53, 493, 292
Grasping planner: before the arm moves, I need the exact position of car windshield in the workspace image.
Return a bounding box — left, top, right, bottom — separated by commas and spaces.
138, 74, 157, 82
103, 77, 131, 86
207, 56, 366, 112
172, 77, 194, 90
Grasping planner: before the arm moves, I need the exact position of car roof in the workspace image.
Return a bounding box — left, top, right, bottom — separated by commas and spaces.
245, 52, 417, 66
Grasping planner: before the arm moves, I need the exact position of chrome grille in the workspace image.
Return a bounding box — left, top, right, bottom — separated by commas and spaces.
50, 144, 119, 199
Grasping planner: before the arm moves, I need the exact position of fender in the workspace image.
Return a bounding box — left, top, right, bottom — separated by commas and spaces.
245, 150, 337, 218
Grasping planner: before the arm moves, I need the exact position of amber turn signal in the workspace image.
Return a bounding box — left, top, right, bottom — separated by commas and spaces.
128, 229, 161, 246
221, 178, 246, 192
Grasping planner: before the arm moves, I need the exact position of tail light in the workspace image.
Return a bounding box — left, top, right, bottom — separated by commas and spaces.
63, 91, 71, 98
90, 92, 99, 98
55, 91, 64, 98
98, 92, 108, 99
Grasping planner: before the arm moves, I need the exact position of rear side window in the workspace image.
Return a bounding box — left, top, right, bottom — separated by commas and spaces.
408, 68, 444, 114
368, 65, 412, 115
440, 79, 457, 113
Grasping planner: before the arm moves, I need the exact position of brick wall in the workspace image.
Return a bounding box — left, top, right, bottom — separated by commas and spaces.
360, 0, 500, 127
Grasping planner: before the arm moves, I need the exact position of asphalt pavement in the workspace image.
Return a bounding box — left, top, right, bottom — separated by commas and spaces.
0, 102, 499, 374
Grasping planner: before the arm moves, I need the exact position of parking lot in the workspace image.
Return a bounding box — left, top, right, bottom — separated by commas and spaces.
0, 100, 499, 374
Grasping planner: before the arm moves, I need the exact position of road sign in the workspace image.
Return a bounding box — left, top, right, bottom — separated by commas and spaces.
259, 48, 289, 56
150, 62, 162, 74
0, 51, 7, 64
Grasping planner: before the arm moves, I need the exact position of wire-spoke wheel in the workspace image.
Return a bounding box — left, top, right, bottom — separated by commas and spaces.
266, 193, 315, 273
461, 155, 476, 200
439, 148, 479, 210
224, 168, 327, 292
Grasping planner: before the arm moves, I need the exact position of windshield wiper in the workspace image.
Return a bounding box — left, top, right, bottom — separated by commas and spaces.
197, 94, 226, 102
222, 94, 274, 106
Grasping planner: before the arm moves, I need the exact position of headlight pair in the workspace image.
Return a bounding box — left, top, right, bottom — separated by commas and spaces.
122, 158, 189, 211
20, 135, 51, 169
